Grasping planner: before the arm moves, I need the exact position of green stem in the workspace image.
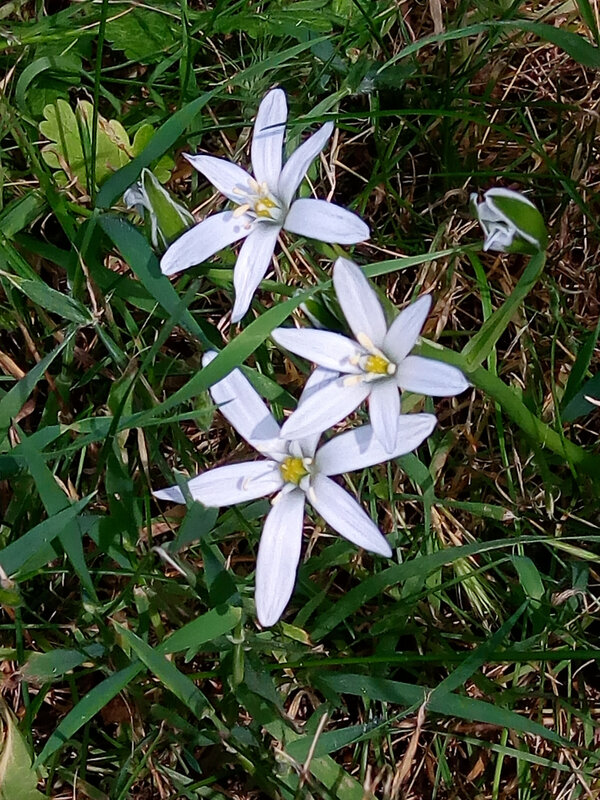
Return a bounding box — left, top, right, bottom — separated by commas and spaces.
416, 339, 600, 478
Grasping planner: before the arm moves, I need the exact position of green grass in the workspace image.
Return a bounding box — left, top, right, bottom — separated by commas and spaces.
1, 1, 600, 798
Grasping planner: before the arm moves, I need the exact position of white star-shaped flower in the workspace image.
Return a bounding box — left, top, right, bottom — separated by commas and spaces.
154, 352, 436, 627
272, 257, 470, 453
160, 89, 369, 322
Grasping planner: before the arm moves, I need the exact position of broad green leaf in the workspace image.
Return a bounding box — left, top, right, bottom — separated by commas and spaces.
22, 645, 105, 684
511, 556, 545, 603
104, 5, 180, 60
3, 275, 92, 324
0, 699, 44, 800
161, 605, 241, 655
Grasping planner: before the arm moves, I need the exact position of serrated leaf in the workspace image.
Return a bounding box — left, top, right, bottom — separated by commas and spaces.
104, 6, 179, 60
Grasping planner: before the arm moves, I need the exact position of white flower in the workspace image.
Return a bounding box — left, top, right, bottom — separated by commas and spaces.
154, 352, 436, 627
160, 88, 369, 322
470, 187, 547, 254
272, 257, 469, 453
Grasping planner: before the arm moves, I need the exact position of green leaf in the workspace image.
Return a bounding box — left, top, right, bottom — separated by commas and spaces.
317, 673, 568, 746
562, 315, 600, 409
22, 645, 105, 684
0, 497, 93, 577
0, 192, 47, 239
104, 5, 180, 60
0, 334, 73, 443
563, 372, 600, 421
15, 55, 81, 113
40, 99, 131, 187
0, 699, 44, 800
98, 214, 212, 347
115, 624, 210, 719
511, 556, 545, 604
34, 662, 143, 768
4, 276, 92, 324
161, 605, 242, 655
461, 251, 546, 368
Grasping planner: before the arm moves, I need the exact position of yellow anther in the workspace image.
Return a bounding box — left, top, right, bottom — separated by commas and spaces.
280, 456, 309, 485
365, 354, 392, 375
233, 203, 251, 217
253, 196, 278, 218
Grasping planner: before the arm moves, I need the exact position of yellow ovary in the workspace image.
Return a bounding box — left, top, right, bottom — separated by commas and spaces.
280, 456, 309, 485
365, 354, 395, 376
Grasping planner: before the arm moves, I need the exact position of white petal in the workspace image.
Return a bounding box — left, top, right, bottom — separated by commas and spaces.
154, 461, 283, 507
123, 184, 147, 213
383, 295, 432, 364
284, 199, 369, 245
483, 226, 514, 252
202, 351, 283, 455
315, 414, 437, 475
184, 154, 253, 204
294, 367, 339, 457
395, 355, 470, 396
255, 488, 305, 626
278, 121, 333, 207
251, 88, 287, 195
160, 212, 252, 275
153, 484, 186, 504
231, 224, 280, 322
333, 257, 387, 348
279, 376, 370, 441
309, 474, 391, 557
271, 328, 362, 373
368, 379, 400, 454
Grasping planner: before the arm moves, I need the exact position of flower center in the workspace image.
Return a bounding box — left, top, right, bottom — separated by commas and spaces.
350, 332, 397, 381
280, 456, 309, 485
233, 178, 284, 224
364, 354, 395, 375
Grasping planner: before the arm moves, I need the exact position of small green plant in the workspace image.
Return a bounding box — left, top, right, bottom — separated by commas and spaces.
39, 99, 172, 190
